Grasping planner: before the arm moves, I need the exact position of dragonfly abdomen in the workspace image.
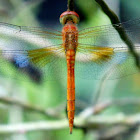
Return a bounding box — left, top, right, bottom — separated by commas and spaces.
66, 49, 76, 134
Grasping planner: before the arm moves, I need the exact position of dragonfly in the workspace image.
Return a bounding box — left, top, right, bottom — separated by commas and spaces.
0, 10, 140, 134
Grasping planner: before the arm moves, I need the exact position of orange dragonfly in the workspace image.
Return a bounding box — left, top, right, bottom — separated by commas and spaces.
0, 10, 140, 134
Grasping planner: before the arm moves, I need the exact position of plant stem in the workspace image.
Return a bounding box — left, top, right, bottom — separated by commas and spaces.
95, 0, 140, 69
67, 0, 74, 11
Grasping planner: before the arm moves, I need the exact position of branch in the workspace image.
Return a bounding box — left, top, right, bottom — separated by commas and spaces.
67, 0, 74, 11
0, 119, 68, 134
98, 124, 139, 140
95, 0, 140, 69
1, 96, 140, 121
79, 98, 140, 118
93, 98, 140, 114
0, 113, 140, 134
0, 97, 64, 118
0, 97, 140, 134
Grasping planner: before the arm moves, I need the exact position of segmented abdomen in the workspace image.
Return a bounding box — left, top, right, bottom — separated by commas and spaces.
66, 49, 76, 134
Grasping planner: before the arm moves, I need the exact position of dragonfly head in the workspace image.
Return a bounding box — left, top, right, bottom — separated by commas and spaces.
60, 11, 79, 25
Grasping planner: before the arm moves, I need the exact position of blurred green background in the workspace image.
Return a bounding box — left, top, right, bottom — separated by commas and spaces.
0, 0, 140, 140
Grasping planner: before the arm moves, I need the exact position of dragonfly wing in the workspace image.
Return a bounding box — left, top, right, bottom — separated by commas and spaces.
0, 45, 67, 82
78, 18, 140, 47
0, 22, 67, 82
77, 18, 140, 79
75, 44, 140, 80
0, 22, 62, 49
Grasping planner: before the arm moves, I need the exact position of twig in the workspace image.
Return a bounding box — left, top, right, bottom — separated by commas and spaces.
0, 119, 68, 134
95, 0, 140, 69
0, 97, 64, 118
98, 124, 139, 140
0, 113, 140, 134
67, 0, 74, 11
93, 64, 118, 105
0, 97, 140, 134
79, 98, 140, 118
1, 96, 140, 121
93, 98, 140, 114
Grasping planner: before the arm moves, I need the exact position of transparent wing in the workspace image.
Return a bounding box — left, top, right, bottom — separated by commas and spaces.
0, 20, 140, 82
0, 22, 67, 82
0, 22, 62, 49
78, 18, 140, 47
76, 18, 140, 79
0, 45, 67, 82
75, 44, 140, 80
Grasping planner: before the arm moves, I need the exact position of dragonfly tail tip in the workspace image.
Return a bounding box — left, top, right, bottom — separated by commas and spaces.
70, 127, 73, 134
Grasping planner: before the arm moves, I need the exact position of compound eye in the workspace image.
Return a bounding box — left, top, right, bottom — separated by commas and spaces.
60, 11, 79, 25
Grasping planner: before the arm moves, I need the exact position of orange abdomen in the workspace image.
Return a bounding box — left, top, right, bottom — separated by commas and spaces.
66, 50, 76, 134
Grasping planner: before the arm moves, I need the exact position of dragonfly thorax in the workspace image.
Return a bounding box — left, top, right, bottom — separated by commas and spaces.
60, 11, 79, 25
62, 21, 78, 52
